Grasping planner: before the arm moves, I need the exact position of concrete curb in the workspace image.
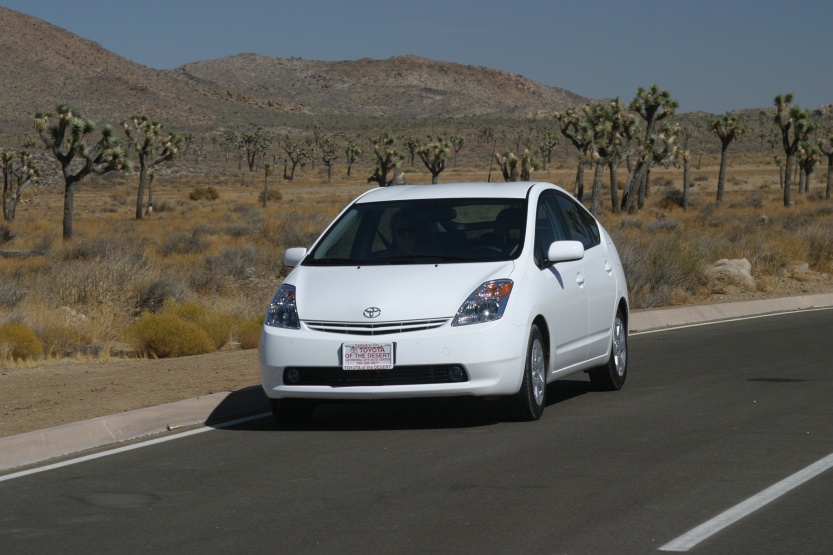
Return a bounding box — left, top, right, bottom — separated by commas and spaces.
0, 386, 270, 474
2, 292, 832, 474
628, 292, 833, 332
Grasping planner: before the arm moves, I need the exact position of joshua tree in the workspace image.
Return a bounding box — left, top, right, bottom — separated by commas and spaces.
1, 149, 39, 221
344, 134, 363, 177
320, 136, 339, 183
554, 107, 594, 201
820, 134, 833, 199
262, 162, 273, 207
417, 134, 450, 184
622, 85, 679, 212
797, 141, 822, 194
401, 134, 424, 166
122, 114, 182, 220
450, 135, 465, 167
774, 93, 818, 206
584, 100, 636, 215
495, 150, 519, 182
282, 135, 312, 181
35, 104, 130, 239
710, 114, 746, 204
368, 132, 403, 187
536, 129, 560, 171
520, 149, 537, 181
239, 127, 272, 172
679, 149, 692, 211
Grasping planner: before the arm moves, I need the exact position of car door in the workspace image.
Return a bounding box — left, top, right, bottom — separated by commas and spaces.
552, 193, 617, 360
535, 192, 589, 371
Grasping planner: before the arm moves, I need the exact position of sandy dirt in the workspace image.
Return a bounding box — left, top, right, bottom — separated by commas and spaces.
0, 349, 259, 438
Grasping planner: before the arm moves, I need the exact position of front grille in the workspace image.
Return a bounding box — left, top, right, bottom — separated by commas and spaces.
304, 318, 449, 335
283, 365, 468, 387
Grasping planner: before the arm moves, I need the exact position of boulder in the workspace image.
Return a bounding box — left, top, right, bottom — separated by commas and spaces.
704, 258, 756, 294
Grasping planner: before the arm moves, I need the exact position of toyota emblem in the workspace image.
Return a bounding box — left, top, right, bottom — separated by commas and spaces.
363, 307, 382, 319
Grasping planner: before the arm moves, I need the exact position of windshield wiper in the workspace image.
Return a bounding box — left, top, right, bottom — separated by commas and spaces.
304, 257, 365, 266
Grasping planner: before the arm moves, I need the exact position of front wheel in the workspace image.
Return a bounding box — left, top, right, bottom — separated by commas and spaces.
588, 309, 627, 391
506, 325, 547, 421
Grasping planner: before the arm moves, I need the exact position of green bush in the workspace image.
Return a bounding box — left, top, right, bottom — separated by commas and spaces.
236, 315, 263, 350
0, 322, 44, 360
189, 186, 219, 201
161, 301, 235, 350
258, 189, 283, 203
128, 313, 215, 358
39, 324, 81, 357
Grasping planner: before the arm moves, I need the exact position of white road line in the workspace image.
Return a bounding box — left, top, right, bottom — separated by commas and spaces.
659, 452, 833, 551
0, 412, 271, 483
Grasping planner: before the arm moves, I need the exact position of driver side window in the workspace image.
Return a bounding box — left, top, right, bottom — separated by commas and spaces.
534, 192, 568, 267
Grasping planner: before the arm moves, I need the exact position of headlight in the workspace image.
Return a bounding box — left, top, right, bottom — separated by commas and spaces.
451, 279, 513, 327
264, 284, 300, 329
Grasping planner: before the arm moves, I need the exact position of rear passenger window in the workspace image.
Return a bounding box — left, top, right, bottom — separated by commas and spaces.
553, 194, 599, 249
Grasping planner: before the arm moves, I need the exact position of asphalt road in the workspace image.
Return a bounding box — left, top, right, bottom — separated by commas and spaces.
1, 309, 832, 554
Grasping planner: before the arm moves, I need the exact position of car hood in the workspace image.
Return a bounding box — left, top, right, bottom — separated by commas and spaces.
289, 261, 515, 322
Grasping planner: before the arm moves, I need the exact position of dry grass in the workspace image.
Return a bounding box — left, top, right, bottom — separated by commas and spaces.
0, 158, 831, 365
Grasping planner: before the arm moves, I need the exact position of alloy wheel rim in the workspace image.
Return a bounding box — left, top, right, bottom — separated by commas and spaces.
613, 317, 627, 377
531, 338, 545, 406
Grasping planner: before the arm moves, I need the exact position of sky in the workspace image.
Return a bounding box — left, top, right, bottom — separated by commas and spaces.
2, 0, 831, 114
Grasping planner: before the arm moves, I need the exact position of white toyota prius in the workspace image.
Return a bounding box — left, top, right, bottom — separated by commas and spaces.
260, 181, 629, 423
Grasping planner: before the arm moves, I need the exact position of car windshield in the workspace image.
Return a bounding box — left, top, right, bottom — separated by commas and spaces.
304, 198, 527, 266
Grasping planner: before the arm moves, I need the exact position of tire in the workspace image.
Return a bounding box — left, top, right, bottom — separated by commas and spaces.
506, 325, 547, 421
270, 398, 316, 425
588, 309, 627, 391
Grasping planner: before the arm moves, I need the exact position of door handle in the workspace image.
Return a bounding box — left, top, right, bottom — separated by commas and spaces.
576, 272, 585, 287
605, 260, 613, 274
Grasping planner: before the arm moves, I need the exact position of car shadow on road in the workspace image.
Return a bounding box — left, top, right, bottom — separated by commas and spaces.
209, 379, 594, 432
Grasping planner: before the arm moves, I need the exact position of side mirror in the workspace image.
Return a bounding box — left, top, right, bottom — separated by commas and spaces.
283, 247, 307, 267
546, 240, 584, 263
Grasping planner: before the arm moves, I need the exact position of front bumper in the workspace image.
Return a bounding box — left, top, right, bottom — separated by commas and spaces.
259, 319, 527, 400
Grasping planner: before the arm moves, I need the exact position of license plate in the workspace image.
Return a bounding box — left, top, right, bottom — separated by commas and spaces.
341, 343, 394, 370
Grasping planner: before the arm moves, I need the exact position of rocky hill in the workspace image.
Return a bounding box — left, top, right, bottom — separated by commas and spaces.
176, 53, 588, 119
0, 6, 589, 137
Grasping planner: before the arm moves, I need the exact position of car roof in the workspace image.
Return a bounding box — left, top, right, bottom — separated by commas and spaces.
354, 181, 566, 203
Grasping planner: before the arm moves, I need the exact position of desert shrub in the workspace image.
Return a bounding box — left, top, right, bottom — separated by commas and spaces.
646, 218, 680, 232
160, 233, 209, 256
63, 236, 120, 261
204, 247, 257, 281
229, 203, 260, 217
261, 209, 330, 249
802, 223, 833, 270
135, 276, 191, 313
44, 240, 155, 307
39, 324, 82, 357
618, 218, 643, 230
223, 224, 260, 237
236, 315, 263, 349
189, 186, 219, 201
153, 199, 174, 213
613, 231, 704, 309
128, 312, 215, 358
258, 189, 283, 203
161, 301, 235, 349
0, 322, 43, 360
0, 224, 15, 244
658, 189, 685, 210
0, 282, 26, 308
